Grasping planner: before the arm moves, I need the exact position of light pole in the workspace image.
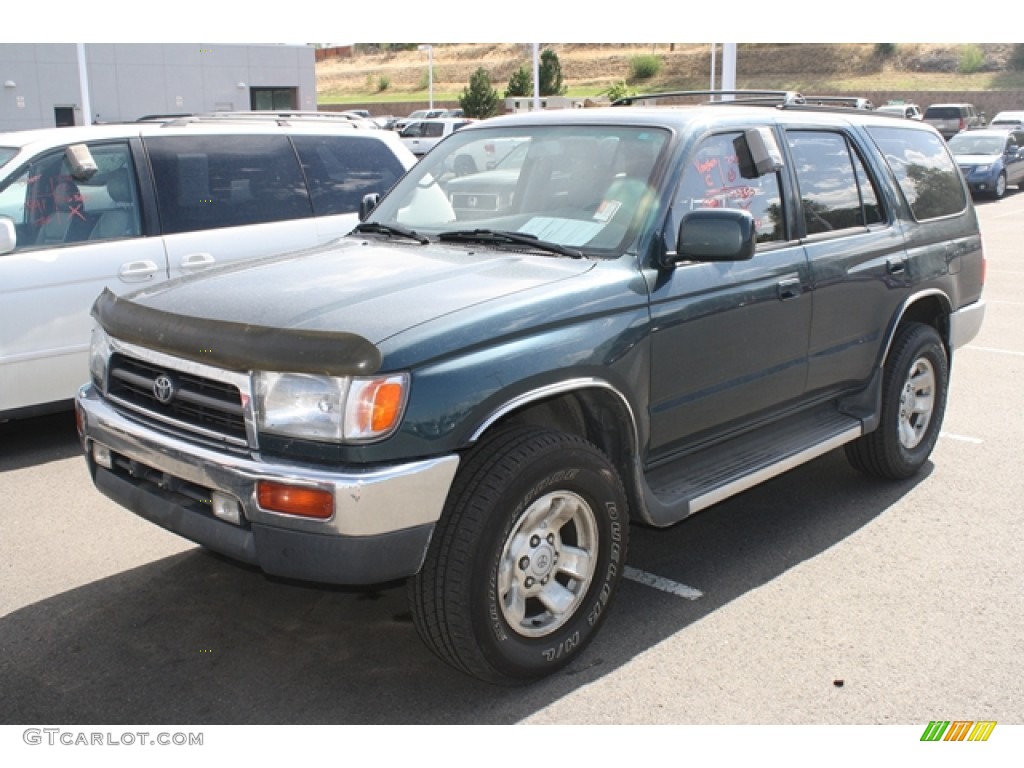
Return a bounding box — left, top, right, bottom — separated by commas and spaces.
418, 44, 433, 109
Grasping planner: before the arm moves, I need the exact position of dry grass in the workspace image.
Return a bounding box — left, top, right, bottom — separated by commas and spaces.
317, 43, 1024, 103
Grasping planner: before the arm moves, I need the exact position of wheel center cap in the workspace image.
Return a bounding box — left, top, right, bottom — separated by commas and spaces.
530, 545, 555, 578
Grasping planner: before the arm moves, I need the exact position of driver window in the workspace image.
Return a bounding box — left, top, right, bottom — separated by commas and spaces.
672, 132, 785, 244
0, 142, 141, 251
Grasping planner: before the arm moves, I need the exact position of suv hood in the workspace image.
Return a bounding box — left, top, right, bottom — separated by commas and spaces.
102, 238, 596, 374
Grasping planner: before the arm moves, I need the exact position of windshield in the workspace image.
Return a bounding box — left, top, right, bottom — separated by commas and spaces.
364, 124, 669, 257
948, 135, 1006, 155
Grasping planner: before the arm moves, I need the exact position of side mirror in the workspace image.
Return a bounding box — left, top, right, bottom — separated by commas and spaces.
359, 193, 381, 221
0, 215, 16, 255
665, 208, 756, 266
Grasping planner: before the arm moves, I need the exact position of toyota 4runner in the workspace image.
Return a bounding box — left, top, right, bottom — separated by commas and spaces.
77, 91, 986, 684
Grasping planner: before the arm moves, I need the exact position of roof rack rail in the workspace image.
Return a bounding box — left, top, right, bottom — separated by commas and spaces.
152, 111, 366, 128
802, 96, 875, 110
611, 89, 807, 108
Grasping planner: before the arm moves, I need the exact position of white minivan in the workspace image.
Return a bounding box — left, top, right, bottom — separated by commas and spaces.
0, 115, 416, 420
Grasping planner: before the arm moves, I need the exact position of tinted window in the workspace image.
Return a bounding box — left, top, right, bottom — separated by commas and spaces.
925, 107, 961, 119
788, 131, 885, 234
866, 126, 967, 220
292, 135, 407, 216
145, 135, 311, 234
673, 131, 785, 243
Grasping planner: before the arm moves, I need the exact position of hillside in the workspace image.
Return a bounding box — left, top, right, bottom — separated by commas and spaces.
317, 43, 1024, 104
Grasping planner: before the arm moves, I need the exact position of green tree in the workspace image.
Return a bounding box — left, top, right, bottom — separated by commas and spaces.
505, 66, 532, 98
459, 67, 500, 119
539, 49, 567, 96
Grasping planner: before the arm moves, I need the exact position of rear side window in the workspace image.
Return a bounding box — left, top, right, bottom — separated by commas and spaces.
787, 131, 885, 235
866, 126, 967, 220
145, 135, 312, 234
292, 135, 407, 216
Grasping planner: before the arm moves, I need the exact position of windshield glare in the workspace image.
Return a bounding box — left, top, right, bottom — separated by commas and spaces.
367, 125, 669, 255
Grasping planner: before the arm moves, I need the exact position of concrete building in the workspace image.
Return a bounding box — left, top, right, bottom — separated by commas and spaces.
0, 43, 316, 131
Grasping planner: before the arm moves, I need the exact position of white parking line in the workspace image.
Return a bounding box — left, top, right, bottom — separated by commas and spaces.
940, 432, 984, 444
624, 566, 704, 600
965, 345, 1024, 357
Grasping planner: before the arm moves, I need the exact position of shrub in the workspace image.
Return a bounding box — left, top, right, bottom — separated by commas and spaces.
539, 50, 567, 97
959, 44, 985, 74
629, 54, 662, 80
874, 43, 897, 58
459, 67, 499, 119
377, 75, 391, 92
505, 66, 532, 98
604, 80, 637, 102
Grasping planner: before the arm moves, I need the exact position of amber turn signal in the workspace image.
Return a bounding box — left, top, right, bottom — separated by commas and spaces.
257, 481, 333, 519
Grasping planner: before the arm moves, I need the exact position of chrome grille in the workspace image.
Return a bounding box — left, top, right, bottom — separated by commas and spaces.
107, 354, 248, 448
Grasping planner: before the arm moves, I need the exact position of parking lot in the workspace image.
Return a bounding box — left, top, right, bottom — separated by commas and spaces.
1, 189, 1022, 730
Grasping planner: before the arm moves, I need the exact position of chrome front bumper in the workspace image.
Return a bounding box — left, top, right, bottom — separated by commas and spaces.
77, 385, 459, 585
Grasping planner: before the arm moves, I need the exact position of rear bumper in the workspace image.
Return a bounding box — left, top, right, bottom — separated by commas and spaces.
949, 300, 986, 350
77, 385, 459, 585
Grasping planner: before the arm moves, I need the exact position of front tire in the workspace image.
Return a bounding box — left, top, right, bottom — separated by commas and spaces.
992, 172, 1007, 199
845, 322, 949, 480
409, 426, 628, 684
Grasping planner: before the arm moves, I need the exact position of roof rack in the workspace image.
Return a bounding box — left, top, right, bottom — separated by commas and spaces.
151, 111, 368, 128
802, 96, 875, 110
611, 90, 807, 108
610, 89, 877, 113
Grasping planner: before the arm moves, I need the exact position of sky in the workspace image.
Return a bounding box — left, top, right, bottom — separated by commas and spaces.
0, 3, 1000, 45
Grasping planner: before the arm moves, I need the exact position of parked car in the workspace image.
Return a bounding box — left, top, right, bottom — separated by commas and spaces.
989, 110, 1024, 128
876, 102, 923, 120
392, 109, 447, 132
923, 103, 986, 139
399, 117, 474, 157
0, 115, 416, 421
77, 90, 985, 684
947, 127, 1024, 199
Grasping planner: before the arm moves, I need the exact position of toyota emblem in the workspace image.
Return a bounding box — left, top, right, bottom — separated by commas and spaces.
152, 374, 176, 404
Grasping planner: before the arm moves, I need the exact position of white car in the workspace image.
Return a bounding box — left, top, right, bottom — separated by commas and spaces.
0, 115, 416, 420
399, 117, 474, 157
876, 103, 923, 120
989, 110, 1024, 128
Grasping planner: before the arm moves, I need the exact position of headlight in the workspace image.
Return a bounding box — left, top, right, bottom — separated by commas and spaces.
974, 164, 991, 174
88, 325, 112, 392
255, 371, 409, 443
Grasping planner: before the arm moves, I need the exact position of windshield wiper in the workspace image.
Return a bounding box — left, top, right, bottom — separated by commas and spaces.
353, 221, 429, 245
438, 229, 583, 259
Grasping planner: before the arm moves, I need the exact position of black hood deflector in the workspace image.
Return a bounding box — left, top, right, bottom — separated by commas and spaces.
92, 289, 382, 376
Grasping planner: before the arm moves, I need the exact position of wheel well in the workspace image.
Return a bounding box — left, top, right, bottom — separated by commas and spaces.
480, 388, 640, 515
894, 294, 952, 355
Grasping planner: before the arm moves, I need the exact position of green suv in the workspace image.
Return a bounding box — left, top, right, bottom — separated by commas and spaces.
78, 91, 986, 684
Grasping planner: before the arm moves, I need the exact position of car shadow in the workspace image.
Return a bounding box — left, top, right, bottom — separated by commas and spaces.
0, 410, 81, 472
0, 448, 930, 725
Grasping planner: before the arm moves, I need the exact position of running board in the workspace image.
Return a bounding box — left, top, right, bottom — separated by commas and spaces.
643, 407, 863, 525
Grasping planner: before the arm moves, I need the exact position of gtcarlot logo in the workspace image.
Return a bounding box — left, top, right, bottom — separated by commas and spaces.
23, 728, 203, 747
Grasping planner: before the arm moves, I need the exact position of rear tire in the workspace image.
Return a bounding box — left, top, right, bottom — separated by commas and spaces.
409, 426, 628, 684
845, 322, 948, 480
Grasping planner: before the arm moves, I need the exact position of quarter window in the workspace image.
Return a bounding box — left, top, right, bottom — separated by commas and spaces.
788, 131, 885, 235
866, 126, 967, 220
292, 135, 408, 216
